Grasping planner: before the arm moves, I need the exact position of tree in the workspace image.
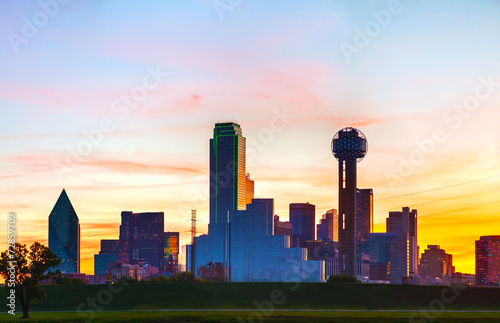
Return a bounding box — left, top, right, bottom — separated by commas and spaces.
169, 271, 201, 283
197, 262, 226, 282
326, 275, 361, 283
0, 242, 61, 318
117, 275, 139, 284
51, 271, 86, 285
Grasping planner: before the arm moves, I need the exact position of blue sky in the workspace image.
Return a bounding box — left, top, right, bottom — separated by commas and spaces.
1, 0, 500, 274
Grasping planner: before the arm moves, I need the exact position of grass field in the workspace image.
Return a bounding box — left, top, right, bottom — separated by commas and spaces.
1, 283, 499, 322
2, 310, 500, 322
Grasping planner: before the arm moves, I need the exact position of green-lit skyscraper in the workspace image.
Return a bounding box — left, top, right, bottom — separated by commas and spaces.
209, 122, 246, 224
48, 189, 80, 273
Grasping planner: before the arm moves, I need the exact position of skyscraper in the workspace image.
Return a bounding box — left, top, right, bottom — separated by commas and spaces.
356, 189, 373, 242
245, 173, 254, 205
476, 236, 500, 286
196, 122, 246, 278
120, 211, 165, 269
94, 253, 116, 276
368, 233, 408, 284
290, 203, 315, 247
192, 122, 325, 282
331, 127, 368, 276
99, 239, 129, 264
97, 211, 171, 273
230, 199, 324, 282
386, 207, 418, 275
419, 245, 454, 284
164, 232, 179, 272
209, 122, 246, 224
48, 189, 80, 273
274, 215, 293, 237
317, 209, 336, 241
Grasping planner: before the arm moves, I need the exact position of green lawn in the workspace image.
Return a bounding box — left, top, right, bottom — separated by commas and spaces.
1, 310, 500, 323
1, 283, 500, 322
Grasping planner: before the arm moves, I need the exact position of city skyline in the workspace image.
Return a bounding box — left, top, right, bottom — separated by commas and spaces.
1, 1, 500, 275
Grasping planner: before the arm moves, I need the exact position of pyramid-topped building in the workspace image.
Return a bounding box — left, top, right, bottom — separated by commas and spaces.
48, 189, 80, 273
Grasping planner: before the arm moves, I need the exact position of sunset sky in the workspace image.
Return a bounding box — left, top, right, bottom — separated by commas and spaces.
1, 1, 499, 275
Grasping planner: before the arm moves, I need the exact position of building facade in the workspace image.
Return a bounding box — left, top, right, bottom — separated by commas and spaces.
246, 174, 254, 205
368, 233, 408, 284
317, 209, 336, 241
191, 123, 325, 282
164, 232, 179, 272
120, 211, 165, 269
94, 254, 116, 276
230, 199, 324, 282
209, 122, 246, 224
96, 211, 177, 275
274, 215, 293, 237
99, 239, 129, 264
419, 245, 454, 284
289, 203, 315, 248
48, 189, 80, 273
476, 236, 500, 286
386, 207, 418, 275
356, 189, 373, 242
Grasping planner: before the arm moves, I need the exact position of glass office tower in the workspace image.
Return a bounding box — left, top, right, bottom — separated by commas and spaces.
120, 211, 165, 269
193, 123, 324, 282
209, 122, 246, 224
290, 203, 316, 247
368, 232, 408, 284
230, 199, 324, 282
48, 189, 80, 273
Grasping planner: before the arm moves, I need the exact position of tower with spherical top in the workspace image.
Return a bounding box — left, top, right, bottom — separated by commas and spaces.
331, 127, 367, 277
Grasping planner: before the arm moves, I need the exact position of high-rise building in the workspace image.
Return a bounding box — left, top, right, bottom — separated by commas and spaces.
99, 239, 129, 264
229, 199, 324, 282
476, 236, 500, 286
97, 212, 170, 273
419, 245, 454, 284
305, 240, 338, 280
94, 254, 116, 276
209, 122, 246, 224
274, 215, 292, 237
290, 203, 315, 248
386, 207, 418, 275
317, 209, 336, 241
192, 122, 324, 282
356, 189, 373, 242
120, 211, 165, 269
194, 123, 247, 278
368, 233, 408, 284
164, 232, 179, 272
48, 189, 80, 273
331, 127, 368, 276
246, 173, 254, 205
